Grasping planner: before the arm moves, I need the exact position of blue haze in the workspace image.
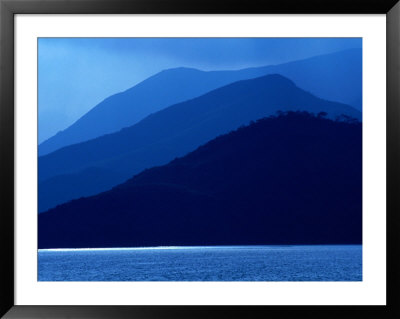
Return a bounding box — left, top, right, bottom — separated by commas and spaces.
39, 48, 362, 156
38, 38, 361, 143
38, 245, 362, 281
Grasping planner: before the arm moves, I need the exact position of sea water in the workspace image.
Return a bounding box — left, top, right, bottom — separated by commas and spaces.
38, 245, 362, 281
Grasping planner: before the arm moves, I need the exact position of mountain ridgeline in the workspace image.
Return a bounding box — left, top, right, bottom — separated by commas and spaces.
39, 112, 362, 249
38, 74, 360, 212
38, 48, 362, 156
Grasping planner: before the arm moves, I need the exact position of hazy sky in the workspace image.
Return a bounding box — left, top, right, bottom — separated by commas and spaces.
38, 38, 362, 143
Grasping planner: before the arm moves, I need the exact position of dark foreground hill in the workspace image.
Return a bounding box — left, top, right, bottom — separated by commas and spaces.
39, 112, 362, 249
39, 48, 362, 155
38, 74, 360, 212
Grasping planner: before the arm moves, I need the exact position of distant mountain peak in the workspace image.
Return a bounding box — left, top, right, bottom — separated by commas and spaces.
159, 66, 202, 73
220, 73, 296, 93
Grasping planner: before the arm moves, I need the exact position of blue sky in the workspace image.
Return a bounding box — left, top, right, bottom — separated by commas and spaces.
38, 38, 361, 143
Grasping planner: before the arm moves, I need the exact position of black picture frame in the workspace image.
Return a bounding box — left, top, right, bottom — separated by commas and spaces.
1, 0, 399, 318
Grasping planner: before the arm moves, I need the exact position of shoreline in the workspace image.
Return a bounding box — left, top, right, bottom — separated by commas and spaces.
38, 244, 362, 252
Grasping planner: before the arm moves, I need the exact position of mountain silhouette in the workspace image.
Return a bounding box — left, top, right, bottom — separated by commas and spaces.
38, 74, 360, 213
38, 112, 362, 249
38, 49, 361, 155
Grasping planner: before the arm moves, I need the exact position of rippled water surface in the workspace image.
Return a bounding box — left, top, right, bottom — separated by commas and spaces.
38, 245, 362, 281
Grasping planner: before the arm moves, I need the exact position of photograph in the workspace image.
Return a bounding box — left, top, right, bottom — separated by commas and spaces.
37, 37, 363, 282
2, 0, 399, 317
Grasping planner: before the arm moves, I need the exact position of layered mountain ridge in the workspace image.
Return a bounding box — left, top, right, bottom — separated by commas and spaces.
38, 74, 360, 212
39, 112, 362, 249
